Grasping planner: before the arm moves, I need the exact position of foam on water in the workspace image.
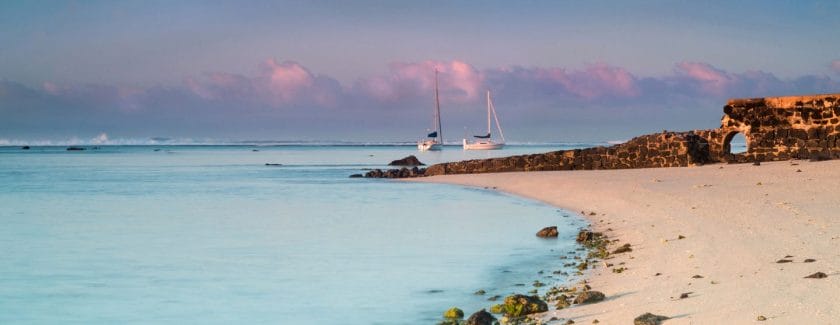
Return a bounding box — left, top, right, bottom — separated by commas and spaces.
0, 145, 588, 324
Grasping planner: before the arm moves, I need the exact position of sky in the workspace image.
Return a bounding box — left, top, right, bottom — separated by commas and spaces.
2, 0, 840, 143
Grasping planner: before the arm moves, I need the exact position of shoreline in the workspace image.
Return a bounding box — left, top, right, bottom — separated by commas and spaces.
410, 160, 840, 323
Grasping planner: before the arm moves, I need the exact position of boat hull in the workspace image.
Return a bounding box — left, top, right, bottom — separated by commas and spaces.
463, 139, 504, 150
418, 140, 442, 151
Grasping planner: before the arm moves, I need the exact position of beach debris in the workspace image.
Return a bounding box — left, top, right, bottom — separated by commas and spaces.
804, 258, 816, 263
612, 243, 632, 254
465, 309, 496, 325
474, 289, 486, 295
388, 155, 425, 166
536, 226, 559, 238
776, 259, 793, 263
573, 291, 605, 305
633, 312, 670, 325
804, 272, 827, 279
757, 315, 767, 321
443, 307, 464, 319
691, 274, 704, 279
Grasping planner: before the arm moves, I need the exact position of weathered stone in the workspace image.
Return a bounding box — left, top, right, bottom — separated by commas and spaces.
573, 291, 605, 304
388, 155, 425, 166
612, 243, 632, 254
465, 309, 496, 325
633, 312, 670, 325
536, 226, 559, 238
804, 272, 827, 279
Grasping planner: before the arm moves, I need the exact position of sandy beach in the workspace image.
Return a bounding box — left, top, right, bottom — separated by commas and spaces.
412, 160, 840, 324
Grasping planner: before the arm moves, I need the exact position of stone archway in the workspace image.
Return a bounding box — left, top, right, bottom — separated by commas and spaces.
722, 130, 749, 161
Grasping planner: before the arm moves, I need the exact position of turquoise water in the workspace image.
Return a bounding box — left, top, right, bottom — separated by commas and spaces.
0, 145, 590, 324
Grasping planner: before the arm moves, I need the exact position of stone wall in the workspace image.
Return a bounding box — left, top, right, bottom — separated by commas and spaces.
421, 93, 840, 176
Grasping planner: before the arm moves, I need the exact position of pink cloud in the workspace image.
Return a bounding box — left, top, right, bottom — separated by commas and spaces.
674, 62, 733, 96
831, 60, 840, 74
356, 60, 483, 103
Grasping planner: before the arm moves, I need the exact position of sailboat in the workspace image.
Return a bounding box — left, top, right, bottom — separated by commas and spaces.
418, 70, 443, 151
463, 91, 505, 150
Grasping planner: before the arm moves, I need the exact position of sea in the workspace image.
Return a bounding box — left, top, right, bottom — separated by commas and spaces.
0, 143, 603, 324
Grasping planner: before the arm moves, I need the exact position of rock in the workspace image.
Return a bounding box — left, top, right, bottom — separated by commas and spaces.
678, 292, 691, 299
66, 147, 86, 151
443, 307, 464, 319
349, 174, 363, 178
757, 315, 767, 321
474, 289, 486, 295
388, 155, 425, 166
691, 274, 704, 279
465, 309, 496, 325
265, 163, 283, 166
677, 235, 685, 239
804, 258, 816, 263
536, 226, 559, 238
565, 320, 575, 324
776, 259, 793, 263
612, 243, 632, 254
21, 146, 30, 150
804, 272, 827, 279
753, 161, 761, 166
499, 294, 548, 317
592, 320, 599, 324
573, 290, 605, 304
633, 312, 669, 325
554, 296, 571, 309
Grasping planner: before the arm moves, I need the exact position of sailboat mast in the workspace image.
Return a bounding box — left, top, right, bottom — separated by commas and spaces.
486, 91, 492, 135
434, 70, 443, 144
489, 92, 505, 143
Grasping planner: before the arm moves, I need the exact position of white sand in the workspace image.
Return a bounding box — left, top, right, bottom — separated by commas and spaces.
412, 160, 840, 324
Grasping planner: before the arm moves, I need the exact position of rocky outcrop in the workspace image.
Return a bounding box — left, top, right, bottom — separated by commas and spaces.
536, 226, 558, 238
361, 93, 840, 178
363, 167, 425, 178
572, 290, 605, 305
388, 155, 425, 166
496, 294, 548, 317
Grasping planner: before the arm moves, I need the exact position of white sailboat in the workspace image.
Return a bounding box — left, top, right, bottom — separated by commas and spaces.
463, 91, 505, 150
418, 70, 443, 151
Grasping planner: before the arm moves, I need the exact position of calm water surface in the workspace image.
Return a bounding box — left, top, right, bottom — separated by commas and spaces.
0, 145, 591, 324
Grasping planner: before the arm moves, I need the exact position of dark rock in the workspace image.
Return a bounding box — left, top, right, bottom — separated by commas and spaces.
536, 226, 559, 238
388, 155, 425, 166
804, 258, 816, 263
691, 274, 704, 279
776, 259, 793, 263
612, 243, 632, 254
348, 174, 363, 178
757, 315, 767, 321
265, 163, 282, 166
804, 272, 827, 279
21, 146, 30, 150
573, 291, 605, 304
633, 312, 669, 325
679, 292, 692, 299
465, 309, 496, 325
66, 147, 86, 151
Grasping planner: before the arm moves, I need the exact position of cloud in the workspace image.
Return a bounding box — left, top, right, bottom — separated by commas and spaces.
2, 59, 839, 141
355, 60, 483, 103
